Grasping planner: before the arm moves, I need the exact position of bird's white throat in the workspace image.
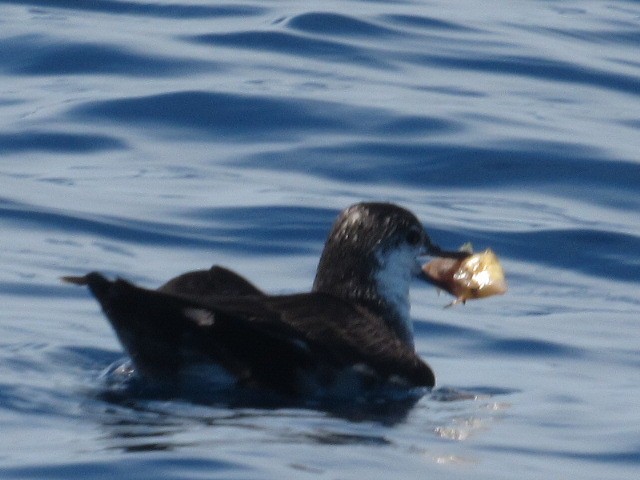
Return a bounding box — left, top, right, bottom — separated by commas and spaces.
373, 246, 419, 348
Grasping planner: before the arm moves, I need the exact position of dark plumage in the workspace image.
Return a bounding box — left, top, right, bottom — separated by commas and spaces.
63, 202, 467, 398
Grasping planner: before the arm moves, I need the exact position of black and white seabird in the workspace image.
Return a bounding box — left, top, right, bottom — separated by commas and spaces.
63, 203, 468, 398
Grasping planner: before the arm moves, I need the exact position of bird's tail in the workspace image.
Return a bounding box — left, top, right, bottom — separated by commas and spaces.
60, 275, 87, 285
61, 272, 113, 299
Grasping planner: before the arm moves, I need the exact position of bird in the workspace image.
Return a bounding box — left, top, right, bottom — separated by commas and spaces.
62, 202, 468, 399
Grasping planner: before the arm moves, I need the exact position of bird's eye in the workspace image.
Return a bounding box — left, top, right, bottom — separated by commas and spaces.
406, 228, 422, 246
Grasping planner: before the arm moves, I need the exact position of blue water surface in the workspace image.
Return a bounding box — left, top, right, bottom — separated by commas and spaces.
1, 1, 639, 479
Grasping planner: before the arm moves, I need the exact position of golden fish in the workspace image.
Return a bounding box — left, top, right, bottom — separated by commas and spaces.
422, 248, 507, 306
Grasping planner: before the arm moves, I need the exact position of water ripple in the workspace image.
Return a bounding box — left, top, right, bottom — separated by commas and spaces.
380, 14, 477, 32
0, 199, 324, 255
0, 130, 125, 154
0, 0, 265, 18
0, 457, 242, 480
70, 91, 351, 139
188, 30, 391, 69
474, 337, 584, 358
286, 12, 401, 38
69, 90, 458, 140
233, 141, 640, 198
487, 228, 640, 283
0, 35, 215, 77
409, 53, 640, 96
534, 27, 640, 47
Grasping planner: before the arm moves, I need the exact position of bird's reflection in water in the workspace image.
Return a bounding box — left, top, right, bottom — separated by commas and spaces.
90, 360, 513, 454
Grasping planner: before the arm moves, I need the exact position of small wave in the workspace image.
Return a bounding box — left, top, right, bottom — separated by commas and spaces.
411, 53, 640, 96
286, 12, 401, 39
0, 198, 221, 249
0, 0, 265, 18
188, 30, 390, 69
232, 140, 640, 203
0, 35, 215, 77
0, 199, 326, 257
472, 337, 584, 358
0, 130, 125, 154
484, 228, 640, 283
0, 457, 242, 480
380, 14, 477, 32
70, 90, 354, 141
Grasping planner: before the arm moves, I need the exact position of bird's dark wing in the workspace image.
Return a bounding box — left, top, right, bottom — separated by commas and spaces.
62, 273, 434, 394
258, 294, 435, 387
63, 273, 313, 394
158, 265, 263, 297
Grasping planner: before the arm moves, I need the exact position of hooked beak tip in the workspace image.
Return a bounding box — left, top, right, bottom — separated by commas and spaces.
425, 242, 471, 260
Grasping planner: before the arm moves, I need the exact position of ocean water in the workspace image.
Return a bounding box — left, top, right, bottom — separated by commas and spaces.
1, 0, 639, 478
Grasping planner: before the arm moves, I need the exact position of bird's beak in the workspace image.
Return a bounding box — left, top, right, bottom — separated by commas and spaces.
425, 243, 471, 259
421, 234, 471, 260
415, 234, 470, 282
417, 236, 470, 285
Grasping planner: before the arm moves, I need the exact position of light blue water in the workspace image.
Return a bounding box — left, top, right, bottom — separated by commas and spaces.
1, 0, 639, 478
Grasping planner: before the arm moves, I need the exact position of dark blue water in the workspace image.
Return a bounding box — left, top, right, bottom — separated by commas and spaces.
1, 1, 639, 478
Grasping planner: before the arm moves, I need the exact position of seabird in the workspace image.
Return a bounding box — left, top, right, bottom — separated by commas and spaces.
63, 202, 468, 398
